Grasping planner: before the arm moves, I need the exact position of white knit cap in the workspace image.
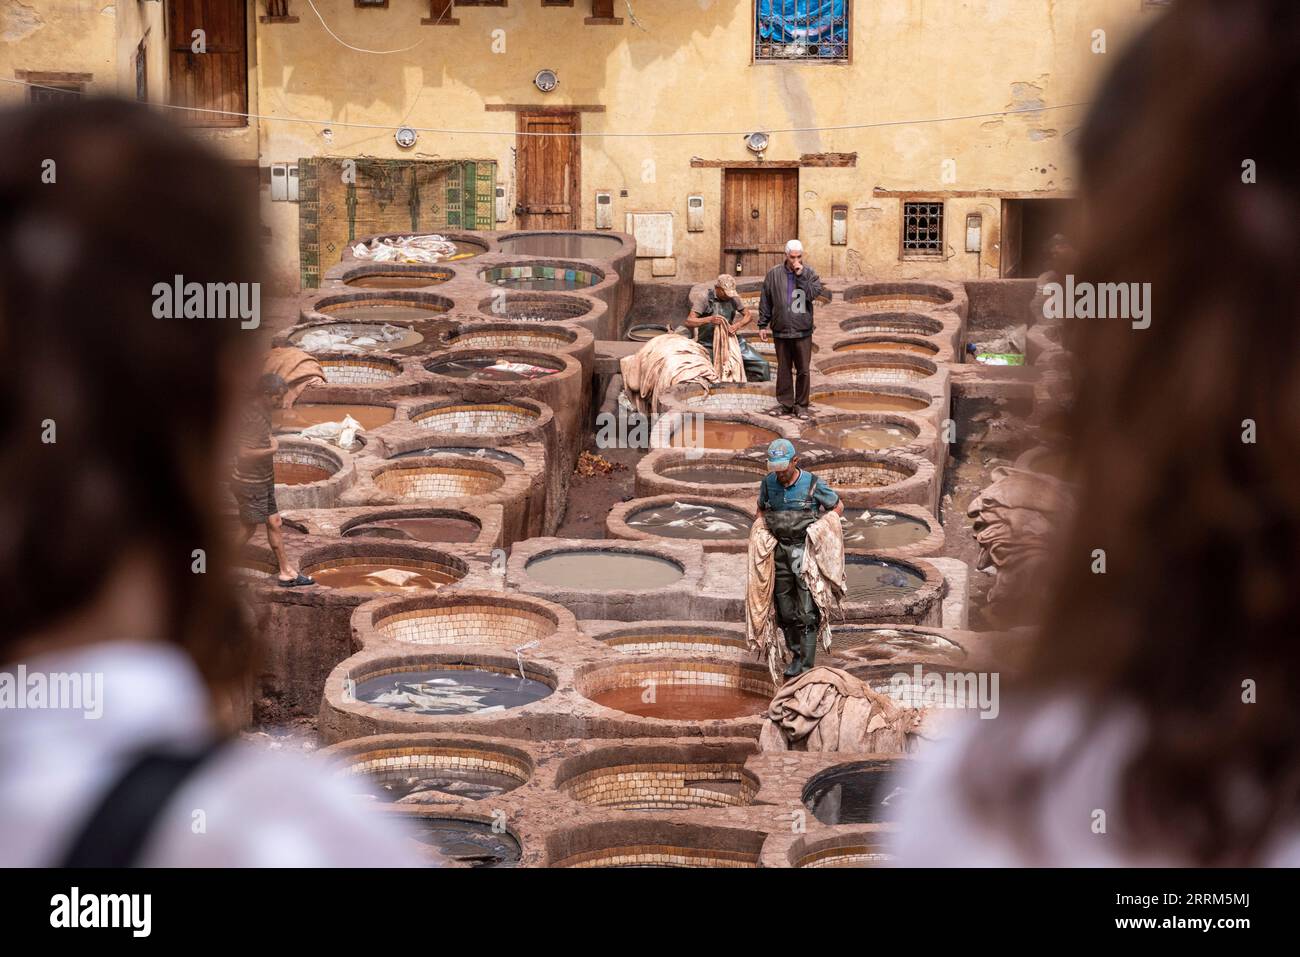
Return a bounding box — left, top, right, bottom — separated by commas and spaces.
785, 239, 803, 255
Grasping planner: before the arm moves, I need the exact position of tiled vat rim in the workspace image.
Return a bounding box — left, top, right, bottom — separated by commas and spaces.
648, 409, 798, 447
547, 821, 768, 869
480, 263, 605, 286
372, 460, 508, 498
274, 439, 346, 475
339, 744, 532, 786
422, 346, 572, 378
410, 400, 542, 436
279, 502, 505, 552
359, 591, 572, 649
318, 353, 406, 384
577, 659, 773, 699
829, 333, 944, 357
816, 352, 941, 382
467, 295, 600, 324
561, 761, 759, 811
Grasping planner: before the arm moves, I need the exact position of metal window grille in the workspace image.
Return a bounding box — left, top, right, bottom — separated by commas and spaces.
902, 202, 944, 256
29, 83, 82, 105
755, 0, 850, 61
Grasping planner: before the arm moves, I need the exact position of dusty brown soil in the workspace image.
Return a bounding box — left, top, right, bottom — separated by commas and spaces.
554, 443, 642, 539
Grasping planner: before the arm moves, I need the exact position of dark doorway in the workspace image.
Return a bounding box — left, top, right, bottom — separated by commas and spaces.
1000, 198, 1076, 277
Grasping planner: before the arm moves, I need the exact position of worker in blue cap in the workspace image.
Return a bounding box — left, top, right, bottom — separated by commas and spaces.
757, 438, 843, 677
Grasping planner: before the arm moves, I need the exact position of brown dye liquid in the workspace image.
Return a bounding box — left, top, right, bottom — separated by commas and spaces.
274, 403, 395, 431
344, 517, 480, 544
310, 563, 457, 592
817, 392, 930, 413
662, 465, 763, 485
589, 684, 769, 720
673, 421, 778, 450
839, 340, 937, 355
526, 552, 683, 589
345, 274, 448, 288
844, 560, 925, 602
274, 461, 333, 485
323, 304, 445, 322
497, 234, 621, 258
804, 423, 915, 451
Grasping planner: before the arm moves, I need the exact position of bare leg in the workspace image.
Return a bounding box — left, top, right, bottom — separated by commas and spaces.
265, 513, 297, 581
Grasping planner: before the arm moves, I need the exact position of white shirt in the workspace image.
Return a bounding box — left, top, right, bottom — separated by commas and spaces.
889, 695, 1300, 867
0, 641, 423, 867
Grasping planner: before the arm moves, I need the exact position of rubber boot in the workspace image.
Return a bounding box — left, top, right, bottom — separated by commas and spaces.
782, 624, 806, 678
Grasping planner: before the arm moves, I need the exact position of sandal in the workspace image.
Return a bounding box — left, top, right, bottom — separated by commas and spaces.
277, 573, 315, 588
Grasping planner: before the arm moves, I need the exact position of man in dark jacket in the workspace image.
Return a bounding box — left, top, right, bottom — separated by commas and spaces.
758, 239, 826, 418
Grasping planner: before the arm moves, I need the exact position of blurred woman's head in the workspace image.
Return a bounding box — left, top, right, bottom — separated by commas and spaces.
966, 0, 1300, 864
0, 99, 262, 695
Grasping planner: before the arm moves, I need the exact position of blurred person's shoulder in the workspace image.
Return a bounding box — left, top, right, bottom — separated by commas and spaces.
139, 740, 424, 868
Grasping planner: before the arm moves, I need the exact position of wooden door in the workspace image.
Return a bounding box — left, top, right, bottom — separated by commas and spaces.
167, 0, 248, 127
721, 168, 799, 276
999, 198, 1023, 277
515, 112, 580, 230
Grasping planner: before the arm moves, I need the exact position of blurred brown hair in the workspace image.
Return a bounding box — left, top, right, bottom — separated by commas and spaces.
0, 98, 260, 696
964, 0, 1300, 865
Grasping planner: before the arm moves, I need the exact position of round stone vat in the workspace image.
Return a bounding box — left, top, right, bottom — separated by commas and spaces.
839, 312, 946, 337
842, 282, 957, 311
480, 260, 605, 291
371, 457, 506, 501
607, 494, 755, 552
655, 414, 782, 451
342, 509, 484, 545
314, 292, 453, 325
675, 381, 777, 414
341, 265, 455, 289
841, 507, 934, 551
843, 555, 927, 603
444, 319, 590, 362
471, 294, 604, 336
811, 385, 934, 415
597, 624, 749, 657
288, 320, 426, 354
804, 451, 932, 507
817, 352, 939, 383
317, 353, 405, 386
407, 813, 523, 867
409, 398, 547, 443
342, 231, 489, 264
848, 660, 983, 711
556, 742, 759, 810
358, 590, 567, 649
323, 735, 533, 806
423, 348, 565, 383
802, 759, 907, 825
833, 335, 940, 357
577, 658, 774, 722
627, 322, 674, 342
787, 833, 891, 868
835, 626, 967, 663
548, 821, 764, 868
300, 542, 468, 594
495, 231, 625, 259
803, 412, 924, 452
274, 401, 397, 433
344, 655, 555, 718
271, 439, 352, 509
637, 450, 768, 499
523, 548, 685, 591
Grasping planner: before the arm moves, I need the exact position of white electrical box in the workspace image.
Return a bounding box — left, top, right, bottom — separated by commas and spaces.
595, 191, 613, 229
965, 213, 982, 253
687, 194, 704, 232
831, 204, 847, 245
495, 186, 509, 223
270, 163, 288, 202
286, 166, 299, 202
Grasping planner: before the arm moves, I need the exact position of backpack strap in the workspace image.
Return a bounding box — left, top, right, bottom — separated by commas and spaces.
58, 739, 226, 868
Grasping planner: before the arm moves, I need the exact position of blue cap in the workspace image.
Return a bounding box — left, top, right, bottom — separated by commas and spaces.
767, 438, 796, 470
